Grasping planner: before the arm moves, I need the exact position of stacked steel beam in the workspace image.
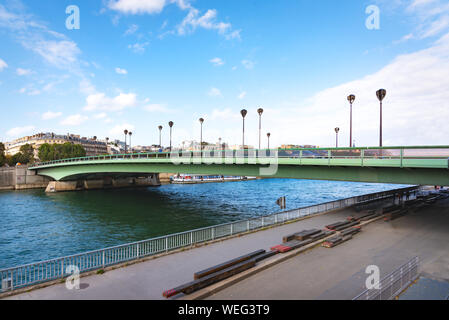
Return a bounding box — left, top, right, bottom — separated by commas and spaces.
162, 249, 277, 298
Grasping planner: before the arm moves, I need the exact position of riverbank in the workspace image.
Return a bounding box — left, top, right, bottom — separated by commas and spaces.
1, 186, 419, 299
0, 166, 50, 191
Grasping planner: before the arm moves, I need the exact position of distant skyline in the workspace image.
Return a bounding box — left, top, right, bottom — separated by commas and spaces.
1, 0, 449, 148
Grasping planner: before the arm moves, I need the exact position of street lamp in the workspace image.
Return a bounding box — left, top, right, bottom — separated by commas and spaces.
128, 132, 132, 153
267, 132, 271, 149
240, 109, 247, 150
168, 121, 174, 151
347, 94, 355, 148
376, 89, 387, 147
158, 126, 163, 149
123, 129, 128, 154
257, 108, 264, 150
199, 118, 204, 153
335, 127, 340, 148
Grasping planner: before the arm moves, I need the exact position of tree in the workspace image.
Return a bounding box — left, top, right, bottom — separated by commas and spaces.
38, 143, 86, 161
0, 142, 5, 167
19, 144, 34, 164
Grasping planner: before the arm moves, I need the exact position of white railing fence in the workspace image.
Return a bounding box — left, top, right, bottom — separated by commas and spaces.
0, 186, 419, 293
353, 256, 420, 300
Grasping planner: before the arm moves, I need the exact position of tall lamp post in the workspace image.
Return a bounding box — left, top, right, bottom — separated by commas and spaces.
267, 132, 271, 149
376, 89, 386, 147
158, 126, 163, 149
123, 129, 128, 154
168, 121, 174, 151
257, 108, 264, 150
240, 109, 247, 150
347, 94, 355, 148
199, 118, 204, 154
335, 127, 340, 148
129, 132, 132, 153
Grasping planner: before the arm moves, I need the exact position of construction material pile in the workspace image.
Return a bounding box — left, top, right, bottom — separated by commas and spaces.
272, 229, 334, 253
321, 225, 361, 248
162, 249, 277, 298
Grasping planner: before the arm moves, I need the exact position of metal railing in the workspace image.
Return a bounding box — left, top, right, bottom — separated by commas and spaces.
0, 186, 419, 293
353, 256, 420, 300
28, 146, 449, 168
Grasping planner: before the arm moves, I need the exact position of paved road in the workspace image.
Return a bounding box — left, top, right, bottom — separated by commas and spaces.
4, 202, 368, 300
207, 198, 449, 300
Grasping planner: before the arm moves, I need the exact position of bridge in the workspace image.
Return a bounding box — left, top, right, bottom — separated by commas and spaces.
28, 146, 449, 191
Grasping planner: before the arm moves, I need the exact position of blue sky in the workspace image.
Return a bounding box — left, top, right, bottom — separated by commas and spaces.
1, 0, 449, 148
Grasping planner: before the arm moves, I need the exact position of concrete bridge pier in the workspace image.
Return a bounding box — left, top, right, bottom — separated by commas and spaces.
45, 174, 161, 193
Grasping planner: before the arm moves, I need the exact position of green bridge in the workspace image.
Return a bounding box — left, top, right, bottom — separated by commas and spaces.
29, 146, 449, 189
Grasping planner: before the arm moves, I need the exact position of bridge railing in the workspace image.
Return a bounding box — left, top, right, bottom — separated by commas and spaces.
0, 186, 419, 293
28, 146, 449, 169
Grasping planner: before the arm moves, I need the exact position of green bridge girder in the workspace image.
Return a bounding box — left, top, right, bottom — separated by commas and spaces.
28, 146, 449, 186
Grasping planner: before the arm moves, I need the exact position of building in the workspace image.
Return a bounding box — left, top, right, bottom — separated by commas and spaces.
5, 133, 108, 158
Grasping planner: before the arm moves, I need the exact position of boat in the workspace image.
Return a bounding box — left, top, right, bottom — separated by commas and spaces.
170, 174, 257, 184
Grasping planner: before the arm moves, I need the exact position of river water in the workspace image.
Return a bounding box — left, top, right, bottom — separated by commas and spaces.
0, 179, 409, 269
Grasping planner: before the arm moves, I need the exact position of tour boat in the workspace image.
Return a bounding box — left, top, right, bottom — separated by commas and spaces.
170, 174, 257, 184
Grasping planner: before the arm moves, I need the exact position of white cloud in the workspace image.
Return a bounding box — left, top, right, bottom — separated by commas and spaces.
18, 87, 41, 96
241, 60, 255, 69
42, 111, 62, 120
60, 114, 88, 126
79, 79, 96, 95
128, 42, 149, 53
7, 126, 35, 137
0, 5, 83, 75
208, 87, 222, 97
143, 104, 171, 113
225, 30, 241, 40
264, 32, 449, 147
124, 24, 139, 35
108, 0, 167, 14
238, 91, 247, 99
210, 108, 239, 121
84, 92, 137, 112
16, 68, 32, 76
30, 40, 81, 69
107, 0, 239, 40
0, 58, 8, 71
405, 0, 449, 39
178, 8, 231, 36
94, 112, 108, 119
109, 123, 135, 136
115, 67, 128, 74
209, 57, 224, 66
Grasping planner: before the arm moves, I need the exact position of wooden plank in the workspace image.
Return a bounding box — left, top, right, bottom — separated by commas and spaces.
282, 229, 320, 242
193, 249, 265, 280
253, 250, 279, 262
163, 259, 256, 298
333, 221, 359, 231
325, 221, 351, 230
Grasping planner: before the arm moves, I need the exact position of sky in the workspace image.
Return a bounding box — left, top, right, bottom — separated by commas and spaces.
0, 0, 449, 148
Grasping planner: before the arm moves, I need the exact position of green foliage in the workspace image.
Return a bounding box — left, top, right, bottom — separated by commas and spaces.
0, 142, 5, 167
3, 144, 35, 166
19, 144, 34, 164
38, 143, 86, 161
